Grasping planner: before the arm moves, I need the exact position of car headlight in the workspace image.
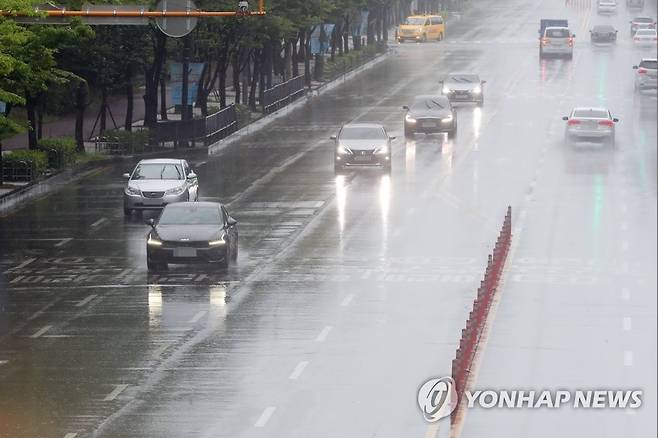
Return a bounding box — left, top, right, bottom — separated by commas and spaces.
125, 186, 141, 196
209, 234, 227, 246
473, 86, 482, 94
147, 234, 162, 246
336, 144, 352, 155
442, 87, 451, 94
374, 145, 389, 155
405, 114, 417, 123
442, 115, 454, 123
165, 186, 186, 196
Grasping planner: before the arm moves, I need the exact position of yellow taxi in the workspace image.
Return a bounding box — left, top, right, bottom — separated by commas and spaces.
397, 15, 446, 43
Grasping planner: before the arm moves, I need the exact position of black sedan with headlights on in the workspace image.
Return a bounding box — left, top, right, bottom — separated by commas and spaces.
146, 202, 238, 271
403, 95, 457, 138
332, 123, 394, 172
440, 73, 486, 106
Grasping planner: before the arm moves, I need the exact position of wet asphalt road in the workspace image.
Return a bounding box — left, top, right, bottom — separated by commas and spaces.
1, 0, 656, 437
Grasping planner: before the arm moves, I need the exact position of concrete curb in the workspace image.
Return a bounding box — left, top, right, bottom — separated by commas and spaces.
208, 50, 391, 155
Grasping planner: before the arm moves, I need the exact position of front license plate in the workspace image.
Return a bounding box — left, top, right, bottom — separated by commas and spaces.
422, 122, 436, 127
354, 156, 372, 162
174, 247, 197, 257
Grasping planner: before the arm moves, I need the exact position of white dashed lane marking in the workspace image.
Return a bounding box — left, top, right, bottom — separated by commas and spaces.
315, 326, 333, 342
75, 294, 97, 307
54, 238, 73, 248
254, 407, 276, 428
103, 384, 129, 401
340, 294, 354, 306
30, 325, 52, 339
189, 311, 207, 323
288, 361, 309, 380
91, 218, 108, 228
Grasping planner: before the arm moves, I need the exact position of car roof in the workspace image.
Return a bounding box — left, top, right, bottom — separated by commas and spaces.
592, 24, 614, 29
572, 107, 609, 113
342, 123, 384, 129
137, 158, 184, 165
633, 17, 654, 21
165, 201, 222, 209
641, 58, 657, 62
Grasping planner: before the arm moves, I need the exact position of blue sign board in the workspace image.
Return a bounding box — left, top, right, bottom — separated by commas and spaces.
170, 62, 205, 106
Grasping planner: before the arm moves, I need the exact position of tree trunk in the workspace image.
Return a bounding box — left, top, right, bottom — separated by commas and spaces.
219, 67, 227, 109
25, 94, 37, 150
383, 7, 389, 42
284, 41, 292, 80
143, 31, 167, 128
160, 72, 168, 121
99, 87, 107, 135
125, 63, 134, 131
292, 38, 299, 77
248, 50, 260, 111
304, 29, 312, 87
37, 107, 43, 141
233, 50, 241, 103
74, 80, 87, 153
344, 14, 350, 54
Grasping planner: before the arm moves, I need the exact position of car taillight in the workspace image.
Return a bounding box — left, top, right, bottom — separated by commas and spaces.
599, 120, 614, 127
541, 37, 549, 46
638, 68, 648, 74
568, 37, 574, 47
634, 37, 640, 41
567, 119, 581, 125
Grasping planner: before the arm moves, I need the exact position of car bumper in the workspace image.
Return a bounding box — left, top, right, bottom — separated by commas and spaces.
636, 77, 658, 88
567, 128, 614, 139
444, 91, 482, 102
406, 120, 455, 134
398, 35, 422, 41
335, 154, 390, 167
147, 244, 228, 264
591, 36, 616, 43
597, 8, 617, 14
633, 40, 657, 47
541, 46, 573, 55
124, 192, 188, 210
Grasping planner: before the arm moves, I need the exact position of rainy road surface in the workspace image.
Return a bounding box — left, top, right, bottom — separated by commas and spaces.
0, 0, 656, 437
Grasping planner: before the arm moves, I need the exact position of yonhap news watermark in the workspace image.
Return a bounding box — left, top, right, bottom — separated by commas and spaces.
417, 376, 643, 423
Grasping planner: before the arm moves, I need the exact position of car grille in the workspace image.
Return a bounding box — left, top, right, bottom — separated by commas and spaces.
143, 191, 165, 198
163, 241, 209, 248
353, 150, 374, 156
400, 29, 415, 35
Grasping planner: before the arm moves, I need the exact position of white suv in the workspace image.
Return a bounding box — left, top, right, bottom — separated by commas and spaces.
633, 58, 657, 91
540, 27, 575, 59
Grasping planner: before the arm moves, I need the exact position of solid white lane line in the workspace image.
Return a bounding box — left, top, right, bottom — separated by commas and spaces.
623, 317, 632, 332
91, 218, 108, 228
75, 294, 97, 307
288, 361, 309, 380
254, 407, 276, 428
621, 287, 631, 301
54, 238, 73, 248
5, 257, 36, 272
340, 294, 354, 306
623, 351, 633, 367
63, 433, 78, 438
30, 325, 52, 338
103, 384, 129, 401
315, 326, 333, 342
189, 310, 207, 323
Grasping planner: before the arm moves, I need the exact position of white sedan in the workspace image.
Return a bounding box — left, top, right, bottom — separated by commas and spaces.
562, 107, 619, 147
633, 28, 657, 47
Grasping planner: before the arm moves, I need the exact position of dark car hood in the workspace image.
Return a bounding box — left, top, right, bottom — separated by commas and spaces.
338, 139, 387, 151
409, 108, 453, 119
155, 225, 221, 242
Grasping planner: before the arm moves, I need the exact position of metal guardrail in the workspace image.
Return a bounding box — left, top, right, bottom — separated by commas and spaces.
262, 76, 305, 114
153, 104, 238, 147
1, 160, 34, 182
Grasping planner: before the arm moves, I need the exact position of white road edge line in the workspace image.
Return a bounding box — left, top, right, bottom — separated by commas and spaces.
54, 238, 73, 248
103, 384, 129, 401
30, 325, 52, 338
75, 294, 97, 307
340, 294, 354, 307
288, 361, 309, 380
315, 325, 333, 342
624, 351, 633, 367
254, 406, 276, 428
189, 310, 207, 323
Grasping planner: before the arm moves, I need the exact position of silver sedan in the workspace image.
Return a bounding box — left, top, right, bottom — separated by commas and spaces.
123, 158, 199, 215
562, 107, 619, 147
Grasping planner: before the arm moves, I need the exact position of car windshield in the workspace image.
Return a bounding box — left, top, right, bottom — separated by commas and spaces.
340, 127, 386, 140
158, 206, 222, 225
411, 97, 446, 111
636, 29, 656, 36
546, 28, 570, 38
447, 74, 479, 83
640, 60, 658, 69
132, 163, 184, 180
404, 17, 425, 25
573, 109, 609, 118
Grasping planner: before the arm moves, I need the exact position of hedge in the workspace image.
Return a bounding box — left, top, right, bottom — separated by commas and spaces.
2, 149, 48, 180
103, 128, 150, 154
37, 137, 77, 168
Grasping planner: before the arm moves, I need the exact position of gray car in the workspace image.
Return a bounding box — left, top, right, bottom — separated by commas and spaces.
332, 123, 394, 172
563, 107, 619, 147
403, 95, 457, 138
590, 25, 618, 44
123, 158, 199, 215
633, 58, 657, 91
440, 73, 486, 106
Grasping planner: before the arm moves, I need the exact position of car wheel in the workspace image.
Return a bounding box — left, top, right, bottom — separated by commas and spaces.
334, 163, 344, 173
147, 257, 162, 271
448, 127, 456, 139
606, 136, 616, 147
383, 162, 392, 173
123, 206, 132, 216
231, 240, 238, 261
477, 98, 484, 107
404, 126, 413, 138
218, 252, 229, 269
422, 33, 427, 42
438, 32, 443, 41
567, 53, 573, 60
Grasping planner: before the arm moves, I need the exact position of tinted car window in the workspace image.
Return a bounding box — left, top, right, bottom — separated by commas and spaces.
640, 60, 658, 69
448, 74, 479, 83
159, 206, 222, 225
132, 163, 184, 180
431, 17, 443, 25
340, 127, 386, 140
405, 17, 425, 25
593, 26, 614, 33
573, 109, 609, 118
546, 29, 569, 38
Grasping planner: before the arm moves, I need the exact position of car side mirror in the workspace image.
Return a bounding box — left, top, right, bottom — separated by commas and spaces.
562, 116, 569, 121
402, 105, 409, 110
226, 217, 238, 227
330, 135, 337, 140
481, 80, 487, 84
633, 65, 639, 69
613, 118, 619, 122
123, 173, 131, 179
572, 34, 576, 38
187, 172, 197, 180
389, 136, 396, 141
146, 218, 155, 228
